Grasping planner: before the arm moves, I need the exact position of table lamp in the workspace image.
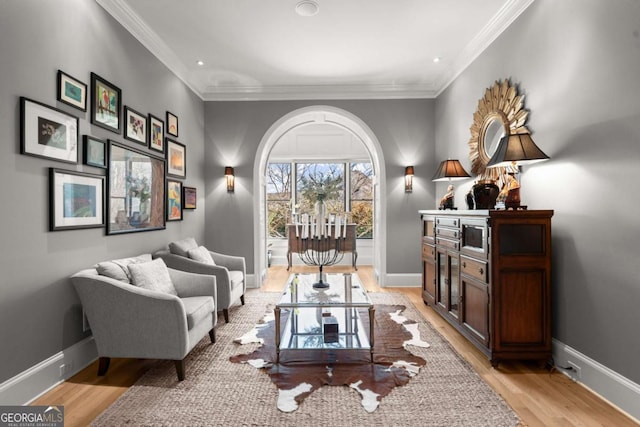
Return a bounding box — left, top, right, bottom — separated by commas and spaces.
486, 132, 549, 209
432, 159, 471, 209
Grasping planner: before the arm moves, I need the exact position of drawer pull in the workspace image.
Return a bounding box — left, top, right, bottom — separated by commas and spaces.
462, 261, 467, 268
479, 268, 484, 275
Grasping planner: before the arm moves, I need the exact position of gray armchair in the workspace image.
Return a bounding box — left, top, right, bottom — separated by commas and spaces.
154, 238, 246, 323
71, 263, 217, 381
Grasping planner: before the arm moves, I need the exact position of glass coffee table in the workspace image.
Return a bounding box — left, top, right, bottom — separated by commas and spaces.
274, 273, 374, 364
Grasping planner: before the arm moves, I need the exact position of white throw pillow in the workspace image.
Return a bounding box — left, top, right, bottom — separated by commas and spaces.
169, 237, 198, 257
128, 258, 177, 296
188, 246, 216, 265
96, 254, 152, 283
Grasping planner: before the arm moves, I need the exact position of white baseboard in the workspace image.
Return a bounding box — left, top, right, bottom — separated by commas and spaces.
0, 337, 97, 405
552, 338, 640, 423
246, 273, 258, 289
382, 273, 421, 287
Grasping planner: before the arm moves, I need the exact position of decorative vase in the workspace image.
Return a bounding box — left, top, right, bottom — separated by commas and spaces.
465, 189, 475, 210
314, 200, 327, 219
472, 180, 500, 209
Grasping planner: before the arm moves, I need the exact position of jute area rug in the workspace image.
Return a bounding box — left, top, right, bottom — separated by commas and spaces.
93, 290, 519, 426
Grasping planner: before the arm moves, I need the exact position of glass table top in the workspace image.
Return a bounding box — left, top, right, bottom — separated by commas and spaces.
277, 273, 371, 308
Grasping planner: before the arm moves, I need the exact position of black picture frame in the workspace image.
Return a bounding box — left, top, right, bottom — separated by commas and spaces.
50, 167, 105, 231
57, 70, 87, 111
167, 179, 183, 221
107, 140, 166, 235
124, 106, 148, 145
20, 97, 79, 164
166, 138, 186, 178
90, 72, 121, 134
183, 186, 196, 209
166, 111, 178, 137
83, 135, 107, 169
148, 114, 165, 153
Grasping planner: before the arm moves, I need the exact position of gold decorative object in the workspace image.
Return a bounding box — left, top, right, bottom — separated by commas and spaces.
468, 79, 530, 182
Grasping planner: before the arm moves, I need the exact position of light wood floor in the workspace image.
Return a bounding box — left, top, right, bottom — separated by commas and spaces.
34, 265, 638, 427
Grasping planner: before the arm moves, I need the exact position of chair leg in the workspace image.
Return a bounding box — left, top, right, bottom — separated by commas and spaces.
175, 360, 185, 381
240, 294, 245, 305
209, 328, 216, 343
97, 357, 110, 376
223, 308, 230, 323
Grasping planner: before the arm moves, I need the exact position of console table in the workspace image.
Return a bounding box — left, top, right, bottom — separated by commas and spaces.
287, 224, 357, 270
419, 209, 553, 367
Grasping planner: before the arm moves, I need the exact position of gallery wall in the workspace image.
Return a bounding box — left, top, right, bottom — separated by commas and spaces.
0, 0, 205, 384
203, 99, 436, 278
435, 0, 640, 385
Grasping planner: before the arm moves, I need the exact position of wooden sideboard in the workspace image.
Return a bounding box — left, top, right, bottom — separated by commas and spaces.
287, 224, 357, 270
419, 209, 553, 367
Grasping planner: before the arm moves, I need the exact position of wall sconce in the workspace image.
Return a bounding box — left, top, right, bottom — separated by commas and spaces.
404, 166, 414, 193
431, 159, 470, 209
486, 132, 549, 209
225, 166, 235, 192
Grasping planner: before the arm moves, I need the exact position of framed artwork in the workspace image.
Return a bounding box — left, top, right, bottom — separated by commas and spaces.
167, 179, 183, 221
124, 106, 147, 144
57, 70, 87, 111
183, 186, 197, 209
166, 138, 186, 178
83, 135, 107, 168
107, 140, 166, 235
20, 97, 78, 164
49, 168, 104, 231
166, 111, 178, 137
148, 114, 165, 153
90, 72, 121, 133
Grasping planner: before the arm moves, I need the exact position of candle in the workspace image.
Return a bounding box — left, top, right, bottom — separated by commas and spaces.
335, 216, 341, 240
342, 214, 347, 238
295, 219, 299, 237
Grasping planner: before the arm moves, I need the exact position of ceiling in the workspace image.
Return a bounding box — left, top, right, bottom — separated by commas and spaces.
97, 0, 534, 101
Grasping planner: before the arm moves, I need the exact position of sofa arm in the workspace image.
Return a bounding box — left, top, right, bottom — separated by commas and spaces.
168, 268, 217, 302
71, 271, 189, 360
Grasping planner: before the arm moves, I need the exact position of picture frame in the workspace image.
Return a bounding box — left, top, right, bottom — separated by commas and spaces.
83, 135, 107, 168
50, 168, 105, 231
166, 111, 178, 137
107, 140, 166, 235
90, 72, 121, 134
57, 70, 87, 111
167, 179, 183, 221
124, 106, 148, 145
183, 186, 197, 209
148, 114, 165, 153
20, 97, 79, 164
166, 138, 186, 178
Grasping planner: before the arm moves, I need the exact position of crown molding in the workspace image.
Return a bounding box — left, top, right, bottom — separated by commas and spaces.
97, 0, 535, 101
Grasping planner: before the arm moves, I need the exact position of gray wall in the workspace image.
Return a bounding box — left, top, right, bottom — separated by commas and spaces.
435, 0, 640, 383
0, 0, 205, 383
203, 100, 436, 275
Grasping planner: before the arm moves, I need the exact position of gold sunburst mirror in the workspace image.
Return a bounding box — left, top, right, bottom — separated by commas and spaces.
468, 79, 530, 182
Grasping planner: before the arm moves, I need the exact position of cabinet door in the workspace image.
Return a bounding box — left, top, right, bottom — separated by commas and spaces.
436, 249, 447, 310
461, 276, 489, 346
448, 251, 460, 320
422, 258, 436, 305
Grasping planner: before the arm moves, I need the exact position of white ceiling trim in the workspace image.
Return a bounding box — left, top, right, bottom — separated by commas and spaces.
96, 0, 535, 101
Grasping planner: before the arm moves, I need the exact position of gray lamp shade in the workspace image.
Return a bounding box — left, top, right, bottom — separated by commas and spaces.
486, 133, 550, 168
431, 159, 471, 181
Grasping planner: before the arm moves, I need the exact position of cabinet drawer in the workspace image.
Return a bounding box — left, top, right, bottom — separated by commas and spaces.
436, 217, 459, 228
436, 237, 459, 251
422, 243, 435, 260
436, 227, 460, 239
461, 255, 488, 283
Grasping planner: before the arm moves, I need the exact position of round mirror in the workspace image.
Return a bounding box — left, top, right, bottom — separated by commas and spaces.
468, 79, 530, 182
482, 117, 506, 159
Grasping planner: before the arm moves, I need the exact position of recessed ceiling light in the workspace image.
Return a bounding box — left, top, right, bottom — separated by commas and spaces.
196, 60, 204, 66
296, 0, 319, 17
433, 57, 441, 63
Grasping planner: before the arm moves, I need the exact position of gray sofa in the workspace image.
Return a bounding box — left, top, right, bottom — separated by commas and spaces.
71, 255, 217, 381
153, 237, 246, 323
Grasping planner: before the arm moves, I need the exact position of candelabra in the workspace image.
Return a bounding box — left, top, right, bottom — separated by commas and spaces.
296, 235, 345, 289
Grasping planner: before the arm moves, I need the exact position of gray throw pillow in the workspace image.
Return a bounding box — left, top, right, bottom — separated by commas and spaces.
128, 258, 177, 296
187, 246, 216, 265
169, 237, 198, 257
96, 254, 152, 283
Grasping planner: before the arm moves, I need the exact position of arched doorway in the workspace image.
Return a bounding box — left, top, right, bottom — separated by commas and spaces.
253, 106, 387, 285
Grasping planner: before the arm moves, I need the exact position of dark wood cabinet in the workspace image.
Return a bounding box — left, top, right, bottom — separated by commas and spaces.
420, 209, 553, 367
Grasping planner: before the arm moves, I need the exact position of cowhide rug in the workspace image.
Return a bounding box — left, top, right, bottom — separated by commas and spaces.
230, 304, 430, 413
